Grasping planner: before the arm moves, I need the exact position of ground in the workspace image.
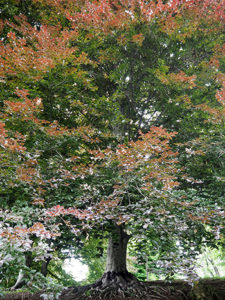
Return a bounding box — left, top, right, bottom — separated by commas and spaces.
1, 279, 225, 300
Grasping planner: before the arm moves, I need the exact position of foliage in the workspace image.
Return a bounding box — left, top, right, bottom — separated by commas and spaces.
0, 0, 224, 293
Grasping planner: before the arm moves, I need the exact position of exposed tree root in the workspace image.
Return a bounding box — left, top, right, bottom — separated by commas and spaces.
59, 271, 190, 300
2, 278, 225, 300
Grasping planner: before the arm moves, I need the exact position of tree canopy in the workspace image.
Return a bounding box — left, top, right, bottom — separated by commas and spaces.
0, 0, 224, 297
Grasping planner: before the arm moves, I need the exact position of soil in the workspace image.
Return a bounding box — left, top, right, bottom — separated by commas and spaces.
1, 279, 225, 300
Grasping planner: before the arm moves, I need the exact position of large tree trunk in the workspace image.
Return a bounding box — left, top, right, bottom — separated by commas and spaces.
98, 224, 138, 289
60, 225, 146, 299
106, 224, 130, 273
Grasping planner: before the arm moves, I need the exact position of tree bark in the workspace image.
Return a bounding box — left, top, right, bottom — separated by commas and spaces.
41, 257, 51, 277
97, 224, 137, 289
105, 224, 130, 273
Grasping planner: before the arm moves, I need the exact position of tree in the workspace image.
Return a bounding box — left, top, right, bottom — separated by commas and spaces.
0, 0, 224, 297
